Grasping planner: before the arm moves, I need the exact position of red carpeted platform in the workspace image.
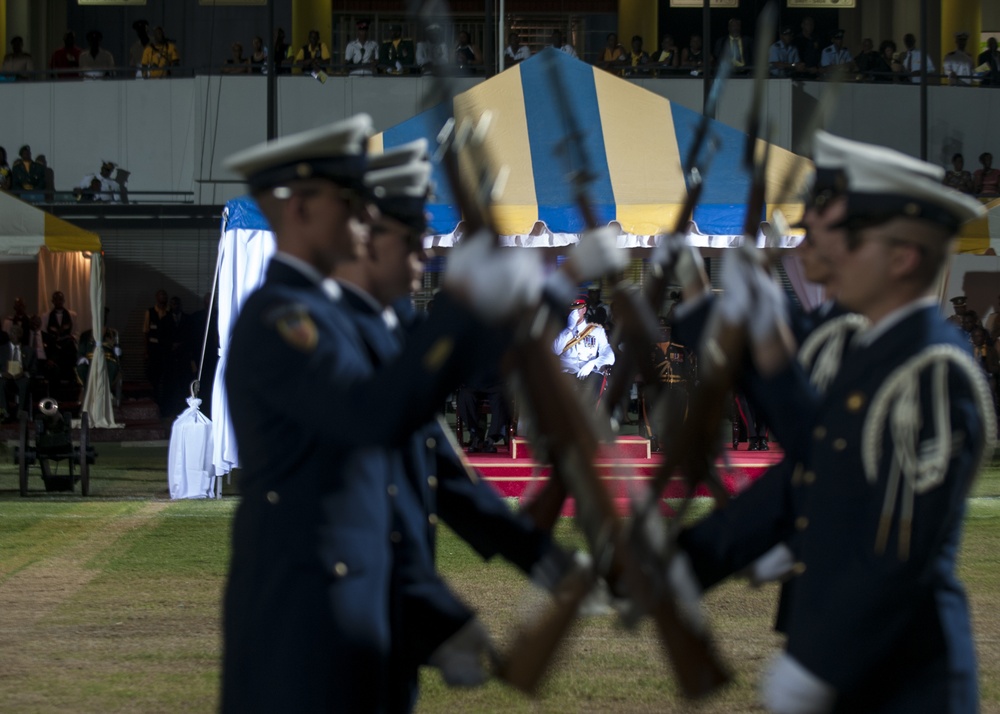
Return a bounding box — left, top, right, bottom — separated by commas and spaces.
468, 436, 782, 515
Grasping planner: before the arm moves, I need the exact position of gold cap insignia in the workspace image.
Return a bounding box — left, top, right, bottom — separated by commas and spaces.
846, 391, 866, 412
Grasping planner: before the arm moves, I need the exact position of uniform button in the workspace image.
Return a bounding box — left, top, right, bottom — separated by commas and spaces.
846, 392, 865, 412
795, 516, 809, 531
428, 514, 438, 526
803, 471, 816, 484
426, 437, 437, 449
813, 426, 827, 440
387, 484, 398, 497
333, 562, 348, 577
832, 438, 847, 451
427, 475, 438, 489
791, 562, 807, 576
390, 531, 402, 543
266, 491, 279, 504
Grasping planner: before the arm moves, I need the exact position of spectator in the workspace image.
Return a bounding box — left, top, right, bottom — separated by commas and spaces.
1, 36, 34, 80
3, 298, 31, 347
873, 39, 904, 83
379, 25, 414, 75
79, 30, 115, 79
943, 31, 973, 86
769, 26, 802, 78
76, 306, 121, 401
900, 33, 935, 83
141, 26, 180, 78
854, 37, 880, 79
416, 23, 448, 74
221, 42, 249, 74
650, 34, 680, 71
49, 30, 81, 79
454, 30, 481, 70
974, 152, 1000, 196
74, 160, 120, 202
624, 35, 650, 76
11, 145, 45, 195
977, 37, 1000, 86
35, 155, 54, 202
944, 153, 974, 194
598, 33, 624, 71
504, 31, 530, 68
550, 29, 577, 59
820, 29, 853, 77
294, 29, 330, 75
793, 17, 822, 78
947, 295, 969, 327
715, 18, 751, 72
345, 19, 378, 76
971, 325, 1000, 413
0, 329, 29, 423
272, 28, 291, 74
128, 20, 150, 75
984, 293, 1000, 342
42, 291, 77, 385
961, 310, 982, 343
680, 34, 707, 73
249, 36, 267, 74
144, 289, 171, 416
0, 147, 10, 191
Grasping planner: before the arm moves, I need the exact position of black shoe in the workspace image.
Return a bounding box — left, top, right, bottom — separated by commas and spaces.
760, 439, 769, 451
482, 437, 497, 454
749, 439, 760, 451
468, 434, 483, 453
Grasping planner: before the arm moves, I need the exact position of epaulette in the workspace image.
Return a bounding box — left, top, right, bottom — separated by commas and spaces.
861, 344, 996, 559
798, 313, 870, 393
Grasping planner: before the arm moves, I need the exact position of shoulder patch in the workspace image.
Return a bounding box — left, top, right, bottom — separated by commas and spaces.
266, 303, 319, 353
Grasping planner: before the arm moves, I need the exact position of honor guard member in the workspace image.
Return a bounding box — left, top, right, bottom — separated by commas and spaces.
336, 141, 577, 711
677, 131, 991, 713
221, 116, 546, 714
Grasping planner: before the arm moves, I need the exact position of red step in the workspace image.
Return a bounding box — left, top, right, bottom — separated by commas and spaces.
510, 435, 651, 460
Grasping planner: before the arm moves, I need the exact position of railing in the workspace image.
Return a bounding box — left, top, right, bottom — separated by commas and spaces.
5, 189, 195, 206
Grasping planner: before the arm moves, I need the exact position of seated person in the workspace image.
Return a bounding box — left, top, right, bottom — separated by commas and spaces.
553, 299, 615, 404
379, 25, 415, 74
294, 30, 330, 76
457, 369, 511, 453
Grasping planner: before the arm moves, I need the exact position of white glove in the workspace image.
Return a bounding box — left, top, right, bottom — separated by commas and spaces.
652, 236, 707, 295
667, 550, 705, 630
762, 653, 836, 714
565, 226, 628, 281
746, 543, 795, 587
717, 247, 786, 341
576, 360, 597, 379
444, 231, 543, 322
428, 618, 496, 688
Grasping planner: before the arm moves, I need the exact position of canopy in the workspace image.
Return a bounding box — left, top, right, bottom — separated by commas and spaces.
370, 48, 810, 242
956, 197, 1000, 255
0, 191, 116, 427
211, 197, 275, 477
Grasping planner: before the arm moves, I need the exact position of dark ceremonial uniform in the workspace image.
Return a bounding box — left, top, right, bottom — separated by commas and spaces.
698, 302, 991, 712
341, 287, 551, 713
222, 257, 488, 714
379, 39, 415, 73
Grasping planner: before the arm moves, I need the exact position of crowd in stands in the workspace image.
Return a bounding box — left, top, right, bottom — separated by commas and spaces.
944, 151, 1000, 197
3, 16, 1000, 85
0, 143, 129, 204
948, 295, 1000, 434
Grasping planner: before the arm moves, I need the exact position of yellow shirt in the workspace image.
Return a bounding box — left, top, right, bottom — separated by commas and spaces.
141, 42, 179, 78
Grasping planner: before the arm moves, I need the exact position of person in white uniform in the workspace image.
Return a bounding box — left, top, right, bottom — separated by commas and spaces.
553, 298, 615, 403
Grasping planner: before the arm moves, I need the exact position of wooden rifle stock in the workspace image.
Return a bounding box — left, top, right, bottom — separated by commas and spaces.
496, 319, 730, 698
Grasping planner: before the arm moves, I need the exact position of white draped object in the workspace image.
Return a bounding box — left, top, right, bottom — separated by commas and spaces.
82, 253, 120, 428
212, 199, 276, 478
169, 397, 217, 499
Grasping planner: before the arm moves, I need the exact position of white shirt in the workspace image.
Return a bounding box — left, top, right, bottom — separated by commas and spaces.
902, 48, 935, 83
416, 41, 448, 69
943, 50, 973, 84
79, 48, 115, 79
77, 173, 120, 202
505, 45, 531, 62
345, 39, 378, 76
555, 43, 577, 59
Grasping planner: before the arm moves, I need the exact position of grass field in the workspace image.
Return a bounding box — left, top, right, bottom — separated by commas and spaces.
0, 443, 997, 713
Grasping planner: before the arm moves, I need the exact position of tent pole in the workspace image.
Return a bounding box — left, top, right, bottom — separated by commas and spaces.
267, 0, 277, 140
702, 0, 712, 118
497, 0, 505, 75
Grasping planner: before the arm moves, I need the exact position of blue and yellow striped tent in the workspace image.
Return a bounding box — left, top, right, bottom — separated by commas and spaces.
370, 48, 810, 241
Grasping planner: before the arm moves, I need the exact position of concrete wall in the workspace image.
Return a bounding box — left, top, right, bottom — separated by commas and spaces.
3, 75, 1000, 205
